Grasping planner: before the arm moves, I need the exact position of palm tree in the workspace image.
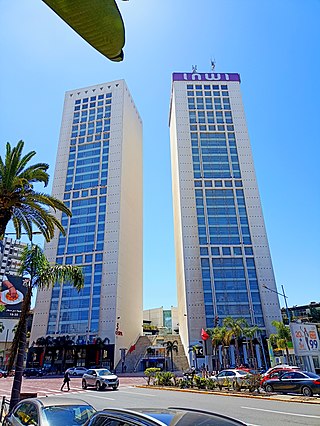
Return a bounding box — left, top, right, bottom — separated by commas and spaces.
210, 326, 226, 372
0, 140, 71, 241
269, 320, 292, 365
242, 325, 260, 370
218, 326, 233, 369
7, 244, 84, 410
164, 340, 178, 372
223, 317, 248, 367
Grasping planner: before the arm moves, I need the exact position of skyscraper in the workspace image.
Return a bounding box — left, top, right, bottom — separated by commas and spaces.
30, 80, 143, 370
169, 71, 281, 357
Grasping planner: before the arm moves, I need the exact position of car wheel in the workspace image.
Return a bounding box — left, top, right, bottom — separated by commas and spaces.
96, 381, 101, 391
112, 385, 118, 391
302, 386, 313, 397
82, 379, 87, 389
265, 384, 273, 393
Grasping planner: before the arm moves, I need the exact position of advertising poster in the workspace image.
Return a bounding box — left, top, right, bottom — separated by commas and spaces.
0, 274, 28, 318
290, 323, 320, 356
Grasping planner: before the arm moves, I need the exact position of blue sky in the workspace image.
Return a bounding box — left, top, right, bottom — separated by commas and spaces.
1, 0, 319, 310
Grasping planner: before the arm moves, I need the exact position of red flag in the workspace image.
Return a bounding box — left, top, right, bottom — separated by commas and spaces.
201, 328, 210, 341
128, 344, 136, 353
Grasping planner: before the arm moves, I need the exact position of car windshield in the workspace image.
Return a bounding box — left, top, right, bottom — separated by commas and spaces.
43, 405, 95, 425
98, 369, 112, 376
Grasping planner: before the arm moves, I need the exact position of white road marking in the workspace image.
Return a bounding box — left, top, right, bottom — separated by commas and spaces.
241, 406, 320, 419
119, 390, 156, 397
85, 391, 115, 400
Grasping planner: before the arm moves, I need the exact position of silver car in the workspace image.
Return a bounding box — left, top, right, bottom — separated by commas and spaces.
84, 407, 247, 425
211, 369, 252, 388
3, 396, 95, 426
82, 368, 119, 391
66, 366, 88, 376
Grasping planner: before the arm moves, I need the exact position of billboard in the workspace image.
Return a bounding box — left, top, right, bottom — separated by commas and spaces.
172, 72, 241, 82
0, 274, 28, 318
290, 323, 320, 356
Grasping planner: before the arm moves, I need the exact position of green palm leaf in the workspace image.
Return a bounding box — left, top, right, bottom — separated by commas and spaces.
0, 140, 70, 241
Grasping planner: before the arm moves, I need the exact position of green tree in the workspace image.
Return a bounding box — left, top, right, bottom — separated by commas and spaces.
242, 325, 260, 370
8, 244, 84, 410
164, 340, 178, 372
214, 326, 233, 370
309, 307, 320, 323
0, 140, 71, 241
210, 327, 226, 372
269, 320, 292, 365
223, 317, 248, 367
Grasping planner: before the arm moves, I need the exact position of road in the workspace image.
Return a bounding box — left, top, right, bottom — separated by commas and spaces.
1, 377, 320, 425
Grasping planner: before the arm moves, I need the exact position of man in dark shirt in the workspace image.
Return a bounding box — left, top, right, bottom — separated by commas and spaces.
61, 370, 71, 391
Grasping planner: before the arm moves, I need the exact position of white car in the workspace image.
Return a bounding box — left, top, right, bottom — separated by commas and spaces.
66, 367, 88, 376
82, 368, 119, 391
211, 369, 252, 388
262, 364, 299, 377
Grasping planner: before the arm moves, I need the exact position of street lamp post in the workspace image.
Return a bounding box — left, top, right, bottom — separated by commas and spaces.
263, 284, 291, 322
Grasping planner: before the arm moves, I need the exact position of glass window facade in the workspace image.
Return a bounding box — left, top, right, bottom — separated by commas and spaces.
47, 93, 112, 336
189, 83, 264, 328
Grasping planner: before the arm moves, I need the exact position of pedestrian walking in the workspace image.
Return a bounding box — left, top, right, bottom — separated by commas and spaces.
61, 370, 71, 391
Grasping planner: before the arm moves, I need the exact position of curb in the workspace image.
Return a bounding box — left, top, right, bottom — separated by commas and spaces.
135, 385, 320, 405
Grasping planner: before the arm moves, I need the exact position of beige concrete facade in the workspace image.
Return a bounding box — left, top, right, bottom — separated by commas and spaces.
169, 72, 281, 361
143, 306, 179, 333
30, 80, 143, 368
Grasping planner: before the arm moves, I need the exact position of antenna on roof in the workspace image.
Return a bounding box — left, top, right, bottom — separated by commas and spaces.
210, 58, 216, 71
192, 65, 197, 73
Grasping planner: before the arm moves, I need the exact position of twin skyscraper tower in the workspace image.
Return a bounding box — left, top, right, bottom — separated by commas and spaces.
30, 72, 281, 369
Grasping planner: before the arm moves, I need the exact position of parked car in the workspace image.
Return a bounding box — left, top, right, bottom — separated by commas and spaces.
66, 366, 88, 376
263, 370, 320, 396
82, 368, 119, 391
23, 368, 44, 377
211, 369, 252, 389
0, 369, 15, 377
260, 367, 300, 386
84, 407, 247, 426
3, 396, 95, 426
263, 364, 300, 377
0, 368, 8, 378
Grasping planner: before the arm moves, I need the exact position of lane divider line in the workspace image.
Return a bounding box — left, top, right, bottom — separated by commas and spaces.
241, 406, 320, 419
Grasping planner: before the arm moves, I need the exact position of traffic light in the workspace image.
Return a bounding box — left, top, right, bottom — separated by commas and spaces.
214, 316, 219, 326
42, 0, 126, 61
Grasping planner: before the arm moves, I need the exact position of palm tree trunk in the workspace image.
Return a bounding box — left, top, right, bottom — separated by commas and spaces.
9, 286, 32, 410
235, 339, 240, 367
222, 346, 227, 369
285, 345, 290, 365
250, 340, 257, 370
171, 351, 174, 371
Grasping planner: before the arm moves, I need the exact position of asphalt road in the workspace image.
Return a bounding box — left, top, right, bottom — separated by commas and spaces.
75, 387, 320, 426
1, 377, 320, 425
